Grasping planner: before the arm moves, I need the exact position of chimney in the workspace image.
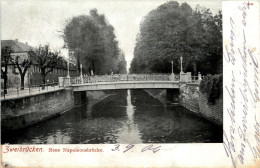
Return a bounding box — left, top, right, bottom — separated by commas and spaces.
15, 39, 18, 42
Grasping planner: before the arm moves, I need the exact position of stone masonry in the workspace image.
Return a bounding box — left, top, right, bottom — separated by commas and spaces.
179, 83, 223, 126
1, 88, 74, 131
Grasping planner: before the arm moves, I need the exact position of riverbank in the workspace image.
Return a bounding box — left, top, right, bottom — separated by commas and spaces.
1, 89, 117, 132
179, 84, 223, 126
1, 88, 74, 131
144, 87, 223, 126
2, 89, 222, 144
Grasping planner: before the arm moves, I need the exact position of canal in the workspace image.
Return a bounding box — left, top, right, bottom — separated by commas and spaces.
2, 90, 222, 144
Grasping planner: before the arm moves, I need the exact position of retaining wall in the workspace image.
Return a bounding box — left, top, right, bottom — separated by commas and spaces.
198, 92, 223, 126
1, 88, 74, 131
179, 84, 200, 113
179, 83, 223, 126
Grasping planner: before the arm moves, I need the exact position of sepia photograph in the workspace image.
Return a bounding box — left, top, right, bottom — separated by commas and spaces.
1, 0, 223, 145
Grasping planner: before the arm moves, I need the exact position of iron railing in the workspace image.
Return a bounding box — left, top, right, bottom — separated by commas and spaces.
1, 82, 61, 100
70, 74, 172, 84
1, 74, 205, 99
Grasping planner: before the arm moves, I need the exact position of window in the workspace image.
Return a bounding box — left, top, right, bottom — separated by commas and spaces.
13, 66, 19, 74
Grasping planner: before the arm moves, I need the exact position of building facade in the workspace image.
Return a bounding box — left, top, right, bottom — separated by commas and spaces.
1, 39, 77, 89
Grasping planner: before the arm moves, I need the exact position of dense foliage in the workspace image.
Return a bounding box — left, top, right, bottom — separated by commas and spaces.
130, 1, 222, 75
62, 9, 127, 75
200, 74, 222, 104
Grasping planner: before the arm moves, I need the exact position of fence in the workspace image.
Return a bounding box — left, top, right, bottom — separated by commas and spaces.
1, 82, 61, 99
59, 73, 204, 87
70, 74, 171, 84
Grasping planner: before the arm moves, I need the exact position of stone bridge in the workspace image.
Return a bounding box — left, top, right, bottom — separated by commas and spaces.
58, 73, 202, 91
1, 73, 204, 131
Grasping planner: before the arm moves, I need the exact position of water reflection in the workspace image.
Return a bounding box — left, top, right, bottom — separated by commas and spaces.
116, 90, 142, 143
2, 89, 222, 144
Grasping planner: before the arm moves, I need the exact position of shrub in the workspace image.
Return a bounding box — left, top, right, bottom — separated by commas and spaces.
199, 74, 222, 104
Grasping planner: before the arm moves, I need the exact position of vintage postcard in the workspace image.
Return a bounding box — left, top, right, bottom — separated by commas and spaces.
0, 0, 259, 167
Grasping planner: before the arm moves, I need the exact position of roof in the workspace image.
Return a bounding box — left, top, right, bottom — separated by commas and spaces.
1, 40, 32, 53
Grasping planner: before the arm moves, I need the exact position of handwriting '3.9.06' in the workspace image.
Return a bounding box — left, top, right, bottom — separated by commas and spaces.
111, 144, 161, 153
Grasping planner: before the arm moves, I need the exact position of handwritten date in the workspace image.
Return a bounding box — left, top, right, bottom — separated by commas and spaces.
111, 144, 161, 153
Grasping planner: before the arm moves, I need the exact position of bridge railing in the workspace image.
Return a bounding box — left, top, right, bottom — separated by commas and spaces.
1, 82, 61, 100
69, 74, 171, 84
58, 73, 204, 87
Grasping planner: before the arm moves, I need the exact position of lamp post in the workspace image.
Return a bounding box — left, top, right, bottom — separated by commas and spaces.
171, 60, 173, 74
169, 60, 175, 81
28, 68, 30, 87
80, 64, 83, 77
62, 43, 71, 78
66, 49, 74, 78
67, 60, 70, 78
180, 56, 183, 73
80, 64, 83, 84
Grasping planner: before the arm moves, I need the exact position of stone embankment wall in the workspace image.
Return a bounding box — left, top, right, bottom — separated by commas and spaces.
1, 88, 74, 131
179, 84, 200, 113
1, 88, 114, 131
179, 83, 223, 126
145, 85, 223, 126
197, 92, 223, 126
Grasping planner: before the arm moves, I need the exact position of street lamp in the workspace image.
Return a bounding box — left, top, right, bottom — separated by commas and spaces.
67, 49, 74, 78
28, 68, 30, 87
80, 64, 83, 78
67, 60, 70, 78
171, 60, 173, 74
61, 43, 71, 78
80, 64, 84, 84
180, 56, 183, 73
169, 60, 175, 81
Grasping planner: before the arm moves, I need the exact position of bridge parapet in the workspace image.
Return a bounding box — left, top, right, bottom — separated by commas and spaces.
58, 77, 71, 87
70, 74, 172, 84
58, 73, 202, 88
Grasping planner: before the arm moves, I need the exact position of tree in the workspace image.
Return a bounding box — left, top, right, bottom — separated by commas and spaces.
28, 45, 62, 89
116, 50, 127, 74
62, 9, 126, 75
130, 1, 222, 75
1, 46, 13, 94
11, 56, 32, 90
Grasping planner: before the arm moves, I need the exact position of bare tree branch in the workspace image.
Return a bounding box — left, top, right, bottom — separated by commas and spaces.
45, 67, 54, 76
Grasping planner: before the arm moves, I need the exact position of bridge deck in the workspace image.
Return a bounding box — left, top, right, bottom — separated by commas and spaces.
72, 81, 180, 91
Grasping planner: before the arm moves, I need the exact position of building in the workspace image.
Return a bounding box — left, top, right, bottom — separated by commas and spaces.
1, 39, 77, 89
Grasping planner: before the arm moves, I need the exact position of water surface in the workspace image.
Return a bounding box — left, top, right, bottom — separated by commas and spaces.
2, 90, 222, 144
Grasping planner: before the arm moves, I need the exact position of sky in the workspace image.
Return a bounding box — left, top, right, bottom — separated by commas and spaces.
1, 0, 221, 70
